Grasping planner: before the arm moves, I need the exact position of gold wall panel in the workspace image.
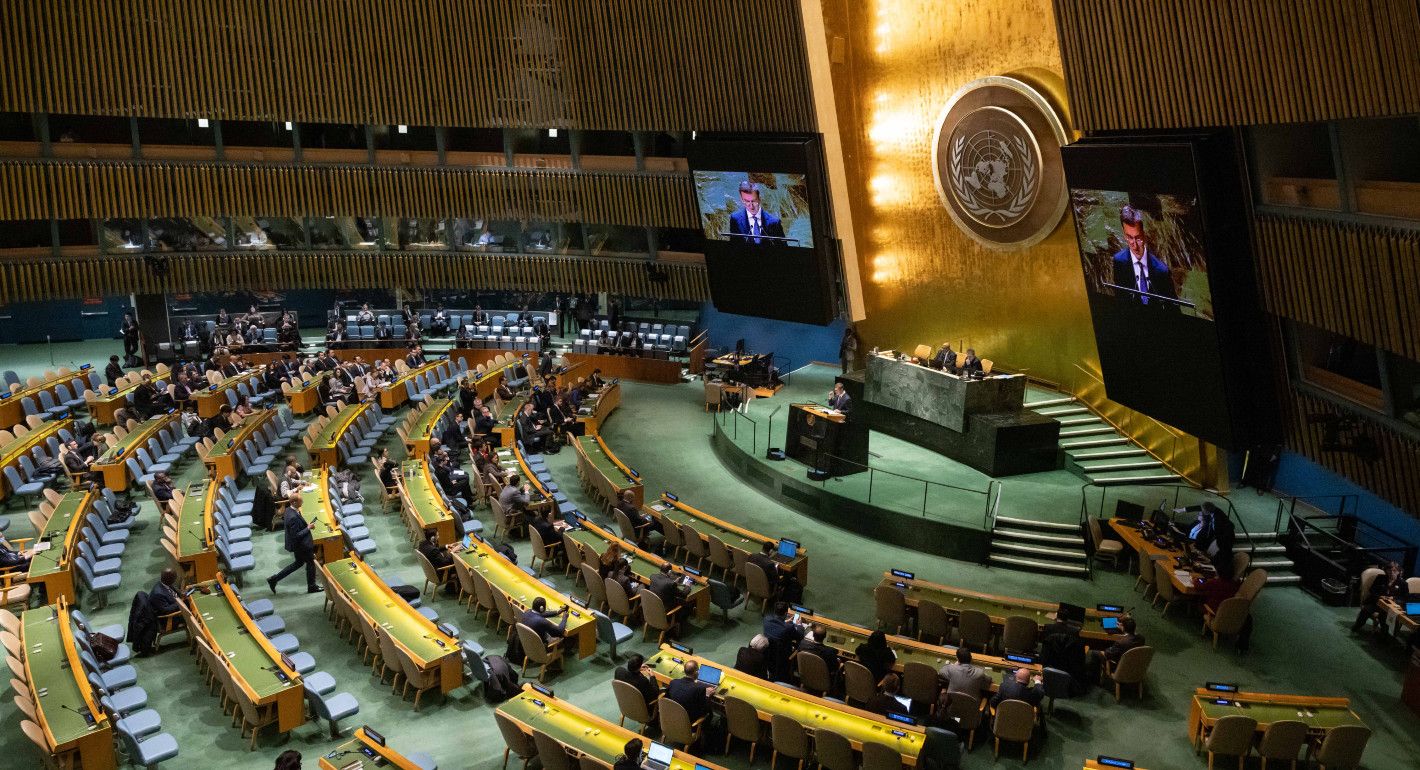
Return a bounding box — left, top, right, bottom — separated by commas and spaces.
0, 160, 698, 229
1054, 0, 1420, 130
1254, 215, 1420, 362
0, 0, 814, 132
819, 0, 1221, 486
0, 251, 708, 305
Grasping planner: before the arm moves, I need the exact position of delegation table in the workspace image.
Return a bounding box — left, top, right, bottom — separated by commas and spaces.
644, 645, 926, 765
189, 579, 306, 733
452, 541, 597, 658
646, 493, 809, 584
89, 372, 171, 424
497, 685, 730, 770
21, 606, 116, 770
1109, 518, 1208, 595
91, 412, 177, 492
318, 726, 426, 770
563, 521, 711, 620
397, 459, 457, 546
194, 370, 261, 418
1187, 689, 1364, 746
0, 370, 86, 428
175, 479, 219, 582
26, 488, 95, 603
203, 409, 275, 479
285, 371, 330, 415
0, 418, 71, 500
882, 572, 1125, 644
575, 381, 620, 435
322, 557, 463, 694
573, 434, 643, 507
310, 402, 371, 468
404, 398, 454, 459
300, 467, 347, 563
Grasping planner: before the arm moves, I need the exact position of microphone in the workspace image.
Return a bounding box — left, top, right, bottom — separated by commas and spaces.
60, 703, 95, 725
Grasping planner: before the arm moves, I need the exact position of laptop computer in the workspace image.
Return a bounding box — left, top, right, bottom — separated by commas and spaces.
1115, 500, 1145, 522
696, 665, 723, 687
1057, 602, 1086, 624
773, 538, 800, 562
642, 742, 674, 770
1404, 601, 1420, 617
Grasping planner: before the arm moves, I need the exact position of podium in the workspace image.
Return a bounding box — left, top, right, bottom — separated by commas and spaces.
785, 403, 868, 477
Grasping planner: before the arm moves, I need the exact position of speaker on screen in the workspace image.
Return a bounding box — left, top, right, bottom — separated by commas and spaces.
688, 134, 838, 325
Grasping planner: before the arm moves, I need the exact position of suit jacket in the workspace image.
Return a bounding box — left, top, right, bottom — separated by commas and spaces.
937, 662, 990, 699
991, 677, 1044, 708
1103, 632, 1145, 663
734, 646, 769, 679
149, 581, 182, 616
959, 355, 982, 374
1110, 249, 1177, 307
666, 676, 711, 721
614, 665, 661, 708
281, 507, 314, 555
499, 485, 530, 512
648, 572, 685, 609
762, 615, 804, 645
827, 392, 852, 414
105, 362, 124, 387
931, 348, 956, 370
728, 209, 787, 244
519, 607, 566, 642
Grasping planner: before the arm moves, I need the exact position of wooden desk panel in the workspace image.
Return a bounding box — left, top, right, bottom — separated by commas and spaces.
576, 382, 620, 435
378, 361, 443, 410
194, 371, 261, 418
285, 371, 330, 415
395, 460, 456, 546
26, 489, 94, 604
498, 686, 730, 770
563, 352, 684, 384
649, 494, 808, 585
323, 557, 462, 694
645, 646, 925, 765
404, 398, 454, 460
310, 402, 371, 468
190, 579, 305, 732
0, 371, 87, 429
22, 607, 116, 770
318, 726, 426, 770
883, 573, 1124, 643
92, 413, 177, 492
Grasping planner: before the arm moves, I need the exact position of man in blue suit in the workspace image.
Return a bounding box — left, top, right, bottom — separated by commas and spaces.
727, 181, 786, 245
1110, 205, 1177, 309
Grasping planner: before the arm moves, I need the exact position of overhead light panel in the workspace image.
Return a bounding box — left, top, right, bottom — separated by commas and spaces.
197, 118, 210, 128
397, 124, 408, 134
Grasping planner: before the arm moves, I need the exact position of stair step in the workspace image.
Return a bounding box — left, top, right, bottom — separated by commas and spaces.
1266, 575, 1301, 585
1060, 436, 1131, 450
992, 541, 1088, 560
1088, 473, 1183, 486
1024, 396, 1076, 409
1252, 558, 1295, 569
994, 515, 1081, 533
993, 528, 1084, 545
1078, 459, 1167, 473
1069, 448, 1149, 461
1060, 425, 1118, 438
1033, 405, 1090, 417
1248, 544, 1287, 555
989, 554, 1089, 576
1058, 415, 1106, 427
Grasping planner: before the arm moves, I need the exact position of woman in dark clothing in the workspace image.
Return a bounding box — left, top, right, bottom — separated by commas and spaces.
855, 629, 898, 683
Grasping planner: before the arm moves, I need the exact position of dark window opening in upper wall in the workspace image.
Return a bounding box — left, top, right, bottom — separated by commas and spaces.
0, 220, 52, 249
1293, 321, 1384, 410
1387, 353, 1420, 427
297, 123, 367, 151
48, 114, 131, 145
578, 131, 636, 157
0, 112, 40, 142
509, 128, 571, 157
445, 128, 505, 154
373, 124, 438, 152
221, 120, 293, 148
655, 227, 703, 254
136, 117, 214, 147
55, 219, 96, 247
644, 131, 689, 157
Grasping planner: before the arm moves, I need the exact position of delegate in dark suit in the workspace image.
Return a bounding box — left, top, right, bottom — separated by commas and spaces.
1110, 248, 1177, 308
520, 603, 569, 643
727, 208, 786, 245
666, 671, 712, 721
268, 503, 318, 592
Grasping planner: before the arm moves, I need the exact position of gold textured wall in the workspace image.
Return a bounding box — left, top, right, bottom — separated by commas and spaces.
821, 0, 1096, 389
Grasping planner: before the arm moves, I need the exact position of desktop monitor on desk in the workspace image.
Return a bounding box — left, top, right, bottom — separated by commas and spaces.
1115, 500, 1146, 522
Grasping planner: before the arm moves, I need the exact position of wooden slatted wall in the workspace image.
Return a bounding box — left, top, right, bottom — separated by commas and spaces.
1053, 0, 1420, 129
0, 160, 698, 228
0, 0, 815, 132
1286, 390, 1420, 516
1253, 215, 1420, 362
0, 251, 709, 305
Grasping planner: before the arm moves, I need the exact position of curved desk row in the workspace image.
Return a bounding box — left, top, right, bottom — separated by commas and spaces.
881, 573, 1125, 644
26, 488, 95, 604
20, 605, 116, 770
647, 493, 809, 585
573, 434, 643, 508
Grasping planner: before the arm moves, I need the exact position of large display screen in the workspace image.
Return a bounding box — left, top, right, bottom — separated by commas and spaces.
687, 135, 836, 325
1071, 190, 1213, 320
693, 171, 815, 249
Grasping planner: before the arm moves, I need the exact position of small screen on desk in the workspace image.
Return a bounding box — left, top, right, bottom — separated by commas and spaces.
1205, 682, 1238, 693
647, 743, 673, 767
886, 712, 916, 726
1096, 757, 1134, 769
1405, 602, 1420, 616
1097, 603, 1124, 613
890, 569, 914, 580
1005, 654, 1035, 664
1101, 617, 1120, 631
363, 726, 385, 746
664, 492, 679, 501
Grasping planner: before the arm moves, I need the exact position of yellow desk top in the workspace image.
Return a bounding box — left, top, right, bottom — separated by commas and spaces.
177, 479, 216, 559
452, 542, 594, 639
27, 489, 94, 581
300, 467, 343, 544
323, 556, 459, 664
89, 371, 171, 405
645, 646, 924, 763
497, 685, 730, 770
22, 606, 110, 747
407, 398, 455, 443
2, 418, 71, 467
94, 413, 175, 465
190, 578, 302, 701
318, 726, 425, 770
397, 460, 456, 536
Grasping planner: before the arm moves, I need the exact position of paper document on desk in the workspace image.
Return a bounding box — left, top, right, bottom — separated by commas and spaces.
31, 541, 52, 553
651, 503, 668, 512
1173, 570, 1192, 582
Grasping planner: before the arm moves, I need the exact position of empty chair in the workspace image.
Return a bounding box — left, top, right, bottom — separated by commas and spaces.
956, 609, 993, 652
1153, 561, 1180, 616
917, 599, 950, 644
842, 660, 877, 707
531, 730, 574, 770
1001, 615, 1038, 653
723, 695, 762, 761
1311, 724, 1371, 770
874, 584, 907, 634
1255, 719, 1308, 770
1203, 714, 1258, 770
901, 660, 939, 706
115, 720, 180, 768
862, 742, 903, 770
769, 713, 809, 770
1088, 517, 1125, 569
1202, 597, 1251, 649
815, 729, 855, 770
991, 699, 1035, 761
494, 711, 536, 770
592, 610, 634, 660
304, 673, 360, 738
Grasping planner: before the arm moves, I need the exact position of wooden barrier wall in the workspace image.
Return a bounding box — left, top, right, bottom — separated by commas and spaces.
1253, 215, 1420, 362
0, 160, 698, 228
1053, 0, 1420, 129
1285, 390, 1420, 517
0, 251, 709, 305
0, 0, 815, 133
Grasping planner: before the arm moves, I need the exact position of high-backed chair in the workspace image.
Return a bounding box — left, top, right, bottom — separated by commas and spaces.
494, 711, 536, 770
1256, 719, 1308, 769
991, 699, 1035, 761
514, 623, 564, 682
657, 696, 704, 751
1310, 724, 1371, 770
956, 609, 993, 652
612, 679, 654, 732
1202, 596, 1251, 649
1203, 714, 1258, 770
874, 584, 907, 634
769, 713, 810, 770
1103, 645, 1154, 702
723, 695, 762, 761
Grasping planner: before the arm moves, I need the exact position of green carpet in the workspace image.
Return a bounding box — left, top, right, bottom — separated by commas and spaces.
1, 340, 1417, 770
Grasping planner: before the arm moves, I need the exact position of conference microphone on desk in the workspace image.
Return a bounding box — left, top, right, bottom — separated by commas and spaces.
60, 703, 96, 725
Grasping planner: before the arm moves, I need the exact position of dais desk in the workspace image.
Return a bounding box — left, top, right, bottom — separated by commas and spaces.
1109, 519, 1206, 595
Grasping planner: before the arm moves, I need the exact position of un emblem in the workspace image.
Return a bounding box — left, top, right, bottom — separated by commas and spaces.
932, 76, 1070, 250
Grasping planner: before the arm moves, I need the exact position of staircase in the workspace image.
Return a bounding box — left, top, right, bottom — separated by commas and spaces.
1025, 395, 1181, 486
988, 515, 1089, 577
1239, 531, 1301, 585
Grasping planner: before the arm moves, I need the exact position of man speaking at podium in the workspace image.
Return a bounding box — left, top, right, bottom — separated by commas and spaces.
826, 382, 852, 416
728, 180, 786, 245
1110, 205, 1177, 309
